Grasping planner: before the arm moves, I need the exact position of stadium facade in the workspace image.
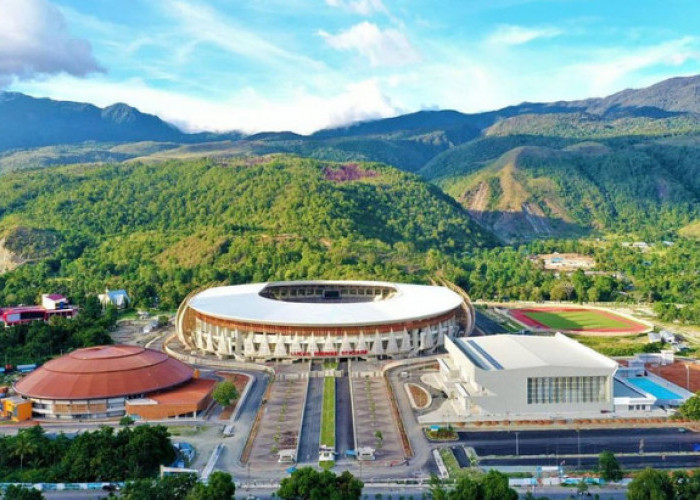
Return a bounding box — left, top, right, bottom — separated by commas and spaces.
176, 281, 471, 361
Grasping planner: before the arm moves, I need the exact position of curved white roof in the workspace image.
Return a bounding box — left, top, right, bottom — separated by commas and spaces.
187, 281, 463, 327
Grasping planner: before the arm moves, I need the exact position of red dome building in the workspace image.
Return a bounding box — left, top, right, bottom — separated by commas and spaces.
14, 345, 214, 420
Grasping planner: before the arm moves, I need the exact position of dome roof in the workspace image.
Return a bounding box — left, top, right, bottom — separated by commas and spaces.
15, 345, 193, 400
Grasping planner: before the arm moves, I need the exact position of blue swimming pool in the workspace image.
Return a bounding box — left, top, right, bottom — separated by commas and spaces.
626, 377, 682, 400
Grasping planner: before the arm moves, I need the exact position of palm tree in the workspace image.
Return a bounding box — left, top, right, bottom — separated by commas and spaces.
12, 430, 38, 471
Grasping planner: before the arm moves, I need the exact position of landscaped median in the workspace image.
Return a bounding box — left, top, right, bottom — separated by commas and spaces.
319, 375, 336, 469
321, 376, 336, 447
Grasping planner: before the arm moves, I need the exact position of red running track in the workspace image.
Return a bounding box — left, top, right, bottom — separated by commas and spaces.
508, 307, 648, 334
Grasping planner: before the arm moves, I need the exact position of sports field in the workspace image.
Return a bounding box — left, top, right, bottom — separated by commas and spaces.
509, 307, 649, 334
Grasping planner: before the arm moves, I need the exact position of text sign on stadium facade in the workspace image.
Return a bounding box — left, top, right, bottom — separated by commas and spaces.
290, 350, 369, 357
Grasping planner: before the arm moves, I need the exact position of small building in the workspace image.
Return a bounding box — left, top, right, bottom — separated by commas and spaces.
278, 449, 297, 463
98, 289, 131, 309
41, 294, 69, 310
160, 465, 199, 478
1, 396, 32, 422
356, 447, 376, 461
125, 378, 215, 420
648, 332, 662, 343
318, 445, 335, 462
535, 253, 595, 271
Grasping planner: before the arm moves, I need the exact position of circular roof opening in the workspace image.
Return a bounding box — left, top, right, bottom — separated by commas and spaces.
259, 282, 398, 304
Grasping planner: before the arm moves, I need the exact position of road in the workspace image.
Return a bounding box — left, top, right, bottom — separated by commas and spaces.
217, 370, 269, 467
457, 427, 700, 458
480, 453, 700, 470
42, 493, 109, 500
474, 311, 507, 336
335, 361, 354, 458
297, 365, 323, 463
514, 486, 627, 499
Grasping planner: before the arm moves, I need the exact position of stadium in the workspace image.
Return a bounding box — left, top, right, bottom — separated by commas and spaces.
176, 280, 471, 361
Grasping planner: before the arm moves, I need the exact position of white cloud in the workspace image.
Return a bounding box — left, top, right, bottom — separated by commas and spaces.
17, 75, 397, 134
167, 0, 322, 71
487, 25, 562, 46
325, 0, 387, 16
569, 37, 700, 94
0, 0, 102, 86
319, 22, 420, 67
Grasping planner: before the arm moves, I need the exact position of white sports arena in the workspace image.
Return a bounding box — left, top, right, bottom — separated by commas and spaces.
176, 281, 471, 361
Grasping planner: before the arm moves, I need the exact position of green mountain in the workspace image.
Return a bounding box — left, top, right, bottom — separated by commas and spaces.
428, 137, 700, 241
3, 74, 700, 242
0, 156, 495, 308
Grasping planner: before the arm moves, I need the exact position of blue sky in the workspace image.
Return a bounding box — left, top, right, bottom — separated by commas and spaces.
2, 0, 700, 133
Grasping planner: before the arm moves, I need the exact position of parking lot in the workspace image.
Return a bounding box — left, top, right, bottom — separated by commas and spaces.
452, 427, 700, 470
458, 427, 700, 457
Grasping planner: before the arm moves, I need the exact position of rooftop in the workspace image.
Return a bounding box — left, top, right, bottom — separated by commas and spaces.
188, 280, 463, 327
451, 333, 618, 371
44, 294, 66, 301
14, 345, 193, 400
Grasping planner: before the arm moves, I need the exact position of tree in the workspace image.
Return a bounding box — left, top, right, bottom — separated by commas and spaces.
597, 450, 623, 482
449, 476, 481, 500
678, 392, 700, 420
121, 474, 198, 500
277, 467, 362, 500
213, 381, 239, 407
627, 468, 673, 500
3, 485, 45, 500
374, 430, 383, 449
120, 415, 135, 426
576, 480, 589, 496
480, 470, 517, 500
428, 474, 447, 500
671, 469, 700, 499
550, 281, 574, 301
12, 428, 38, 471
186, 471, 235, 500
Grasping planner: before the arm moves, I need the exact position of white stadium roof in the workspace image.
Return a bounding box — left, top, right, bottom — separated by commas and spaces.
451, 333, 618, 371
187, 281, 463, 327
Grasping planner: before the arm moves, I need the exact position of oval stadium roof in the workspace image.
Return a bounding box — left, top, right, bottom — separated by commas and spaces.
187, 280, 464, 327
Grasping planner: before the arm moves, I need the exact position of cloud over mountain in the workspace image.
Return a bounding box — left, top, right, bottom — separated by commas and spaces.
319, 22, 420, 67
0, 0, 103, 86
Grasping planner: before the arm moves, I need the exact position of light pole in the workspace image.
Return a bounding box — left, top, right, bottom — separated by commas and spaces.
515, 431, 520, 456
577, 429, 581, 469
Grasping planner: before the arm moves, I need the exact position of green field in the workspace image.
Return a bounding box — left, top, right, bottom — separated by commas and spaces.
523, 309, 637, 331
320, 377, 335, 448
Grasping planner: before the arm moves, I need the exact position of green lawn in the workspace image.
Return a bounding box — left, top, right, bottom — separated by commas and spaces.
524, 309, 636, 331
320, 376, 335, 448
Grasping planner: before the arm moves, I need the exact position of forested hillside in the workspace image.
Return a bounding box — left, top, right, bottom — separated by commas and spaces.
2, 74, 700, 244
0, 156, 494, 310
426, 136, 700, 241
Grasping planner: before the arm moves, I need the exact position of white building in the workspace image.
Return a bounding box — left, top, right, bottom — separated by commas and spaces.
98, 289, 130, 309
441, 334, 618, 417
176, 281, 471, 361
41, 294, 69, 310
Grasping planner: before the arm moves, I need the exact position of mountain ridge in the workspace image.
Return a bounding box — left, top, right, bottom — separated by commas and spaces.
3, 73, 700, 154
